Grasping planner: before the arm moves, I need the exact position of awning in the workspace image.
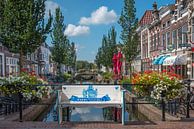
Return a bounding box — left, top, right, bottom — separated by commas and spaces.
162, 54, 187, 66
152, 55, 164, 65
163, 56, 178, 66
158, 55, 170, 65
174, 54, 187, 65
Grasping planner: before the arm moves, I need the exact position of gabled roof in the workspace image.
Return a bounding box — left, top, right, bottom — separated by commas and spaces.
139, 10, 153, 26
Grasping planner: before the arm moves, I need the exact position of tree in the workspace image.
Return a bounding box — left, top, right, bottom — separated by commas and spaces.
95, 27, 117, 70
66, 42, 76, 70
118, 0, 139, 75
0, 0, 52, 71
51, 7, 69, 75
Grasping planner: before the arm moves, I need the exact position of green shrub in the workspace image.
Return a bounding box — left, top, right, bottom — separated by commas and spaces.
63, 73, 72, 81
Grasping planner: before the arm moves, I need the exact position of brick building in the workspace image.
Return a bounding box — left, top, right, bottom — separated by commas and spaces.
139, 0, 194, 79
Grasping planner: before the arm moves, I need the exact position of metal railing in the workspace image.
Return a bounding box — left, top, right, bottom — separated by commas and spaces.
0, 83, 193, 122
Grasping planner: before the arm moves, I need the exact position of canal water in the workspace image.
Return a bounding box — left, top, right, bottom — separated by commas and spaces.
42, 82, 147, 122
42, 99, 147, 122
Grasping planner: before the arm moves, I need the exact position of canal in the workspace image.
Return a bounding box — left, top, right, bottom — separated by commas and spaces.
42, 98, 148, 122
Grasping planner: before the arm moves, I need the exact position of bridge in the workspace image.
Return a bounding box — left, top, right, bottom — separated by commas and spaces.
73, 70, 98, 81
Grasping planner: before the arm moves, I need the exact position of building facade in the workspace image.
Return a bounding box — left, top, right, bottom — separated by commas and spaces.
0, 42, 57, 77
0, 43, 19, 77
139, 0, 194, 80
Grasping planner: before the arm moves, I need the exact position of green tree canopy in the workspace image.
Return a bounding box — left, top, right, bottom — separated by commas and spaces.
95, 26, 117, 70
51, 7, 76, 75
0, 0, 52, 71
118, 0, 139, 63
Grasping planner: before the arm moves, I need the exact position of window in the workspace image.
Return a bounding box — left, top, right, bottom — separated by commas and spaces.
162, 34, 166, 51
166, 32, 171, 46
157, 33, 160, 46
6, 65, 9, 76
154, 34, 156, 50
167, 21, 170, 27
178, 27, 182, 48
163, 23, 166, 29
150, 35, 153, 51
172, 30, 177, 49
182, 25, 188, 44
6, 58, 9, 64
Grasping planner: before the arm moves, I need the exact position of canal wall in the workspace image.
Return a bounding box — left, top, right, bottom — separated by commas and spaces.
22, 95, 56, 121
125, 91, 180, 121
4, 95, 56, 121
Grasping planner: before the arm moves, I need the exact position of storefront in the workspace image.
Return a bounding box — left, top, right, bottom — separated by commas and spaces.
160, 54, 187, 79
142, 58, 151, 72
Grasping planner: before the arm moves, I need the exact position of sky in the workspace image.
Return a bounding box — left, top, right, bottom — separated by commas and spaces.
45, 0, 175, 62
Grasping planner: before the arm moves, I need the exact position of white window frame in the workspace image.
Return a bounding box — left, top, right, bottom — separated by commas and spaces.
0, 53, 5, 76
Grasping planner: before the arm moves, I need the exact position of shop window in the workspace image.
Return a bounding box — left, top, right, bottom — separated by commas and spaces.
182, 65, 187, 79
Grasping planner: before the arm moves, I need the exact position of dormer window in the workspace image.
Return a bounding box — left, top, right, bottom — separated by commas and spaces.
167, 21, 171, 27
163, 23, 166, 29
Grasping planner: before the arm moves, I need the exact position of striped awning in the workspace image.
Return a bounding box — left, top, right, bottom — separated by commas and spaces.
163, 56, 178, 66
152, 55, 164, 65
162, 54, 187, 66
158, 55, 170, 65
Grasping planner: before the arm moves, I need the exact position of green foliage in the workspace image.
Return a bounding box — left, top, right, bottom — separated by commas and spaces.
95, 26, 117, 69
63, 73, 72, 81
0, 73, 50, 100
121, 77, 131, 84
118, 0, 139, 63
0, 0, 52, 70
102, 72, 113, 81
132, 71, 183, 100
76, 60, 96, 71
51, 8, 76, 75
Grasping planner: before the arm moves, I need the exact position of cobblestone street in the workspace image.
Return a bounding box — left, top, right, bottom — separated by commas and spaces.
0, 121, 194, 129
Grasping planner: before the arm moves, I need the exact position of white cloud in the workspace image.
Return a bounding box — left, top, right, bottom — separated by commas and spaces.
45, 1, 59, 18
71, 108, 90, 115
79, 6, 117, 25
64, 24, 90, 37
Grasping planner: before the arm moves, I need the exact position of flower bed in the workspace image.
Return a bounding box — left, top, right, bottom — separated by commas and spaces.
0, 72, 52, 101
131, 71, 183, 101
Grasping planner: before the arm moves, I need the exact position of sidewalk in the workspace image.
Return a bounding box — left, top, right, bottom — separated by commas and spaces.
0, 121, 194, 129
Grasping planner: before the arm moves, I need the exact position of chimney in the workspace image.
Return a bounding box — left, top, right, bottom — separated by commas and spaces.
152, 2, 159, 20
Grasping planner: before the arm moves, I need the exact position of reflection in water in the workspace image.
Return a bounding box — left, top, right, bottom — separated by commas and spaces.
42, 104, 147, 122
43, 102, 58, 122
71, 107, 104, 121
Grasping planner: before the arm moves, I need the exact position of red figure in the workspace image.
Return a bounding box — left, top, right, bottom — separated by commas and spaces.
112, 48, 123, 80
112, 53, 118, 75
117, 51, 123, 77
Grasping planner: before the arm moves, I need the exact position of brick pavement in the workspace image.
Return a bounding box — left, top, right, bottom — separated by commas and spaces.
0, 121, 194, 129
